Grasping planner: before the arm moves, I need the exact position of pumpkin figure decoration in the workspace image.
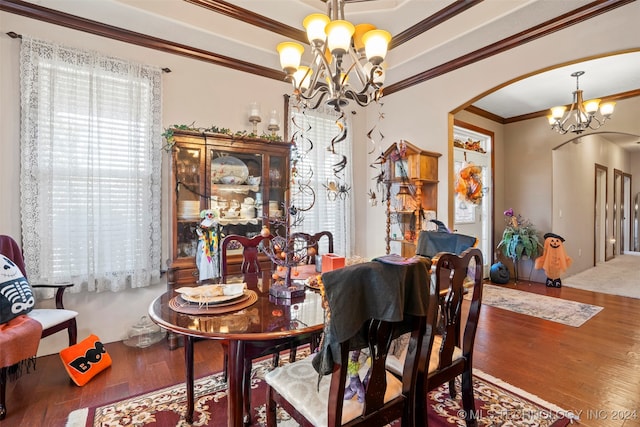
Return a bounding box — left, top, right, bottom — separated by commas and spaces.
535, 232, 572, 287
490, 261, 510, 284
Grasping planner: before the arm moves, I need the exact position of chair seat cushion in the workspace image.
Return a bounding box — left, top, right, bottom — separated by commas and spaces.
386, 335, 463, 376
27, 308, 78, 330
0, 254, 35, 323
265, 353, 403, 426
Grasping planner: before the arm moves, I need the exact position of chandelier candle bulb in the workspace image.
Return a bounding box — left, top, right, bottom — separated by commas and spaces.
600, 101, 616, 117
277, 42, 304, 75
303, 13, 330, 45
362, 29, 392, 65
293, 66, 312, 92
550, 106, 566, 120
583, 98, 601, 114
353, 23, 376, 53
325, 20, 355, 55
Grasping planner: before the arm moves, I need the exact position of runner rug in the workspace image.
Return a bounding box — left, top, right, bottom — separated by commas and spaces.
563, 253, 640, 299
66, 354, 576, 427
481, 284, 603, 327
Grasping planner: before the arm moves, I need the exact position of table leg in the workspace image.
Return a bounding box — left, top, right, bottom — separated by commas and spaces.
184, 335, 194, 424
227, 340, 245, 427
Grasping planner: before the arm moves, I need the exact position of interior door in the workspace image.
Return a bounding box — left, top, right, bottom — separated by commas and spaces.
614, 169, 622, 256
452, 124, 492, 276
595, 164, 608, 265
623, 173, 632, 252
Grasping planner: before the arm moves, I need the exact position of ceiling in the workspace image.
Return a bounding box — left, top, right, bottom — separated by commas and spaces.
7, 0, 639, 149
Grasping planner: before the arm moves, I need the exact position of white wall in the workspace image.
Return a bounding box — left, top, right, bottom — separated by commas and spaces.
1, 1, 639, 354
0, 12, 291, 355
362, 2, 640, 261
453, 94, 639, 282
553, 134, 631, 273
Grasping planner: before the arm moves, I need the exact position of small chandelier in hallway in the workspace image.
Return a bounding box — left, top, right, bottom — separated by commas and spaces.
548, 71, 616, 135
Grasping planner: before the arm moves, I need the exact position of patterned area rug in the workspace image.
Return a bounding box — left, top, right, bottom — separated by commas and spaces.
481, 284, 603, 327
66, 353, 575, 427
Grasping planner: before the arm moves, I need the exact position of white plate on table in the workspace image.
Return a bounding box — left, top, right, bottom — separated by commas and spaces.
175, 283, 246, 304
180, 292, 246, 304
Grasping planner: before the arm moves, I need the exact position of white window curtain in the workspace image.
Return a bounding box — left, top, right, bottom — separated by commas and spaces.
288, 104, 354, 257
19, 36, 162, 293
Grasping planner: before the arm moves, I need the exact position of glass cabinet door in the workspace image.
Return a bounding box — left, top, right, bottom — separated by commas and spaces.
210, 150, 264, 241
266, 154, 288, 238
174, 145, 203, 260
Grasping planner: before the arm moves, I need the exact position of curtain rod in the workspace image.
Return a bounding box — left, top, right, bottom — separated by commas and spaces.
5, 31, 171, 73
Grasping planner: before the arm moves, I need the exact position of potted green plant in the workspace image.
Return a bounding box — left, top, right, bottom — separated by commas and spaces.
496, 208, 542, 282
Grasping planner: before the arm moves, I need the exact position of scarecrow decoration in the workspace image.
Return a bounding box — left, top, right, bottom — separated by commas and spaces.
196, 209, 220, 281
534, 232, 572, 287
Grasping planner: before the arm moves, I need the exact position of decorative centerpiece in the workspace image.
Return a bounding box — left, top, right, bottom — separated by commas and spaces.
258, 208, 315, 300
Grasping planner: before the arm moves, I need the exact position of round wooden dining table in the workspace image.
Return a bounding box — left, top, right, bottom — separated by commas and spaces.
148, 268, 325, 427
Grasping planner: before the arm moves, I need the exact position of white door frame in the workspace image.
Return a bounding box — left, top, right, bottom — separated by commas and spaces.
451, 120, 494, 276
595, 164, 608, 264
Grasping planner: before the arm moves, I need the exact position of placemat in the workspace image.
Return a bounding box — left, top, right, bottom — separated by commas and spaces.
169, 290, 258, 315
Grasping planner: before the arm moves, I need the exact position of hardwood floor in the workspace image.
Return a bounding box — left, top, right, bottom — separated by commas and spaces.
3, 280, 640, 427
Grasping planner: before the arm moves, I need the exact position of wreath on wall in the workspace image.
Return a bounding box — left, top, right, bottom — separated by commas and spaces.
455, 162, 483, 205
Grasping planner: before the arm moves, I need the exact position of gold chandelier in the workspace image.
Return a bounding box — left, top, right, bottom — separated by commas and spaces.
548, 71, 616, 135
276, 0, 391, 111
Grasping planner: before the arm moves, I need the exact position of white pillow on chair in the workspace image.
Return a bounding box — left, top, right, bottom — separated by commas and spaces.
27, 308, 77, 330
266, 353, 403, 426
386, 335, 463, 376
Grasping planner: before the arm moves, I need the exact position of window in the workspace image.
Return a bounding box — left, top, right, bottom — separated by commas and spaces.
19, 37, 162, 293
288, 104, 353, 257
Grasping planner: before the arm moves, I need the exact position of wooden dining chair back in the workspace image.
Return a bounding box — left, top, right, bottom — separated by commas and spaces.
291, 231, 334, 264
416, 247, 483, 427
415, 230, 477, 259
266, 316, 435, 426
220, 234, 272, 275
219, 233, 278, 424
265, 268, 438, 427
0, 235, 78, 420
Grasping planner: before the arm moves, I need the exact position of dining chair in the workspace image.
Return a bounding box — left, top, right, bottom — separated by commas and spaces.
287, 231, 334, 361
415, 230, 478, 259
0, 235, 78, 420
265, 315, 436, 427
221, 234, 273, 274
420, 248, 483, 426
386, 248, 482, 426
265, 259, 438, 427
291, 231, 334, 264
219, 233, 281, 424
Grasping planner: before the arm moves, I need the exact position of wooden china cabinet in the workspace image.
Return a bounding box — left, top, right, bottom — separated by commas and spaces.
383, 141, 440, 256
167, 130, 291, 289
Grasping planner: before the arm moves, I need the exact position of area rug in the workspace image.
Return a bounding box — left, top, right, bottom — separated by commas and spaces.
66, 354, 576, 427
481, 284, 603, 327
563, 253, 640, 299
